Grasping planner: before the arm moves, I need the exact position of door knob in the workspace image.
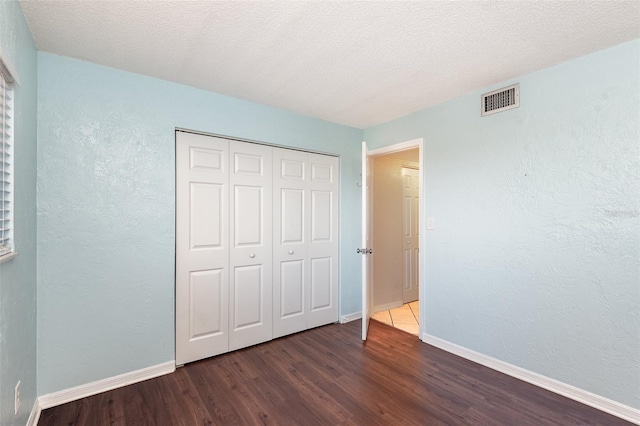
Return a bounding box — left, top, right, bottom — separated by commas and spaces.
288, 250, 294, 255
250, 253, 256, 258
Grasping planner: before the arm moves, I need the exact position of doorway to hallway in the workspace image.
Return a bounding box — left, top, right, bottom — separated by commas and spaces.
361, 138, 425, 342
369, 146, 421, 336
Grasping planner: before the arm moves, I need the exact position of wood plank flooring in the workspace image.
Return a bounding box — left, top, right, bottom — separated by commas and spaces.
39, 320, 632, 425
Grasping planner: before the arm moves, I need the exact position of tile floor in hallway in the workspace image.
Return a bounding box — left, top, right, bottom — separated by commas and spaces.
371, 301, 419, 335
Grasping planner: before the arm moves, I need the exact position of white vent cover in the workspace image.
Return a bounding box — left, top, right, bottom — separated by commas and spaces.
481, 84, 519, 116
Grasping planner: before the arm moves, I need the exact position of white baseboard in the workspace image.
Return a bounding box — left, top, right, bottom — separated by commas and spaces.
421, 333, 640, 425
27, 399, 41, 426
340, 311, 362, 323
373, 301, 403, 313
38, 361, 175, 410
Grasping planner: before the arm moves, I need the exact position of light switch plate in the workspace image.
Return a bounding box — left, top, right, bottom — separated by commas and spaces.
427, 217, 435, 230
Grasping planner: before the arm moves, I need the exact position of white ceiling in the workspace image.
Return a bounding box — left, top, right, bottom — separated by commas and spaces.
19, 1, 640, 129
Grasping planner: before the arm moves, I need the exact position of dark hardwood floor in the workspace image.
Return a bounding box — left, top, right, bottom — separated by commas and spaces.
39, 320, 632, 425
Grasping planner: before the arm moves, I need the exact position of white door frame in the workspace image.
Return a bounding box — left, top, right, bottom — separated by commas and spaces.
367, 138, 425, 339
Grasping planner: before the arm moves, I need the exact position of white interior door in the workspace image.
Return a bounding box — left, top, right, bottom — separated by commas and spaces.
402, 167, 419, 303
273, 148, 309, 337
362, 142, 373, 340
176, 132, 229, 365
228, 141, 273, 351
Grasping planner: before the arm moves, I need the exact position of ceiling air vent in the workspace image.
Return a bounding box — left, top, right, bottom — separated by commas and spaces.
481, 83, 519, 116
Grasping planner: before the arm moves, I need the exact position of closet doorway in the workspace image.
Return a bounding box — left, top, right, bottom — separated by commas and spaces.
367, 142, 422, 337
175, 130, 340, 365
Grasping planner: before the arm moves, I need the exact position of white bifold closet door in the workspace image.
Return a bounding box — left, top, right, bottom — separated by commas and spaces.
228, 141, 273, 351
272, 148, 339, 338
176, 131, 338, 366
176, 133, 230, 364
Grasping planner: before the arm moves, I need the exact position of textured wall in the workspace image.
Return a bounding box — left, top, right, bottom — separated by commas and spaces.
0, 1, 38, 425
364, 39, 640, 408
372, 150, 418, 309
37, 53, 363, 395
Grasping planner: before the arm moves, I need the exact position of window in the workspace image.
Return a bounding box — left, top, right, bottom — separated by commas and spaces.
0, 61, 14, 256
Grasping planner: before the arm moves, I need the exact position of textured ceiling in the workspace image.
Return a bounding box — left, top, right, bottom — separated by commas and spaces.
19, 1, 640, 128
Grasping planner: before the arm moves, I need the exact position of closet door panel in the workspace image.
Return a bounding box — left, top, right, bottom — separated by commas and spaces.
273, 148, 309, 337
178, 132, 340, 362
190, 183, 223, 249
233, 264, 264, 328
280, 260, 304, 317
189, 269, 225, 337
234, 185, 263, 245
311, 190, 333, 242
307, 154, 339, 328
229, 141, 273, 351
281, 189, 304, 243
310, 257, 332, 311
176, 132, 229, 364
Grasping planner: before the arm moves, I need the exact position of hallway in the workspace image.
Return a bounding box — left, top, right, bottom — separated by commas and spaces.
371, 301, 419, 336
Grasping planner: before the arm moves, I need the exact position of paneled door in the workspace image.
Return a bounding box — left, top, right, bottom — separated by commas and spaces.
228, 141, 273, 351
307, 152, 339, 328
176, 132, 229, 365
177, 130, 339, 363
362, 142, 373, 340
402, 167, 419, 303
273, 148, 309, 337
272, 149, 339, 337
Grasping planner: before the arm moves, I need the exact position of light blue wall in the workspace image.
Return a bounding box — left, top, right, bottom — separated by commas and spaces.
37, 52, 363, 395
0, 1, 38, 425
364, 39, 640, 408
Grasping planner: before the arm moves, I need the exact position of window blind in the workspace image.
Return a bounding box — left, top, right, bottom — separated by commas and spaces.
0, 64, 13, 256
